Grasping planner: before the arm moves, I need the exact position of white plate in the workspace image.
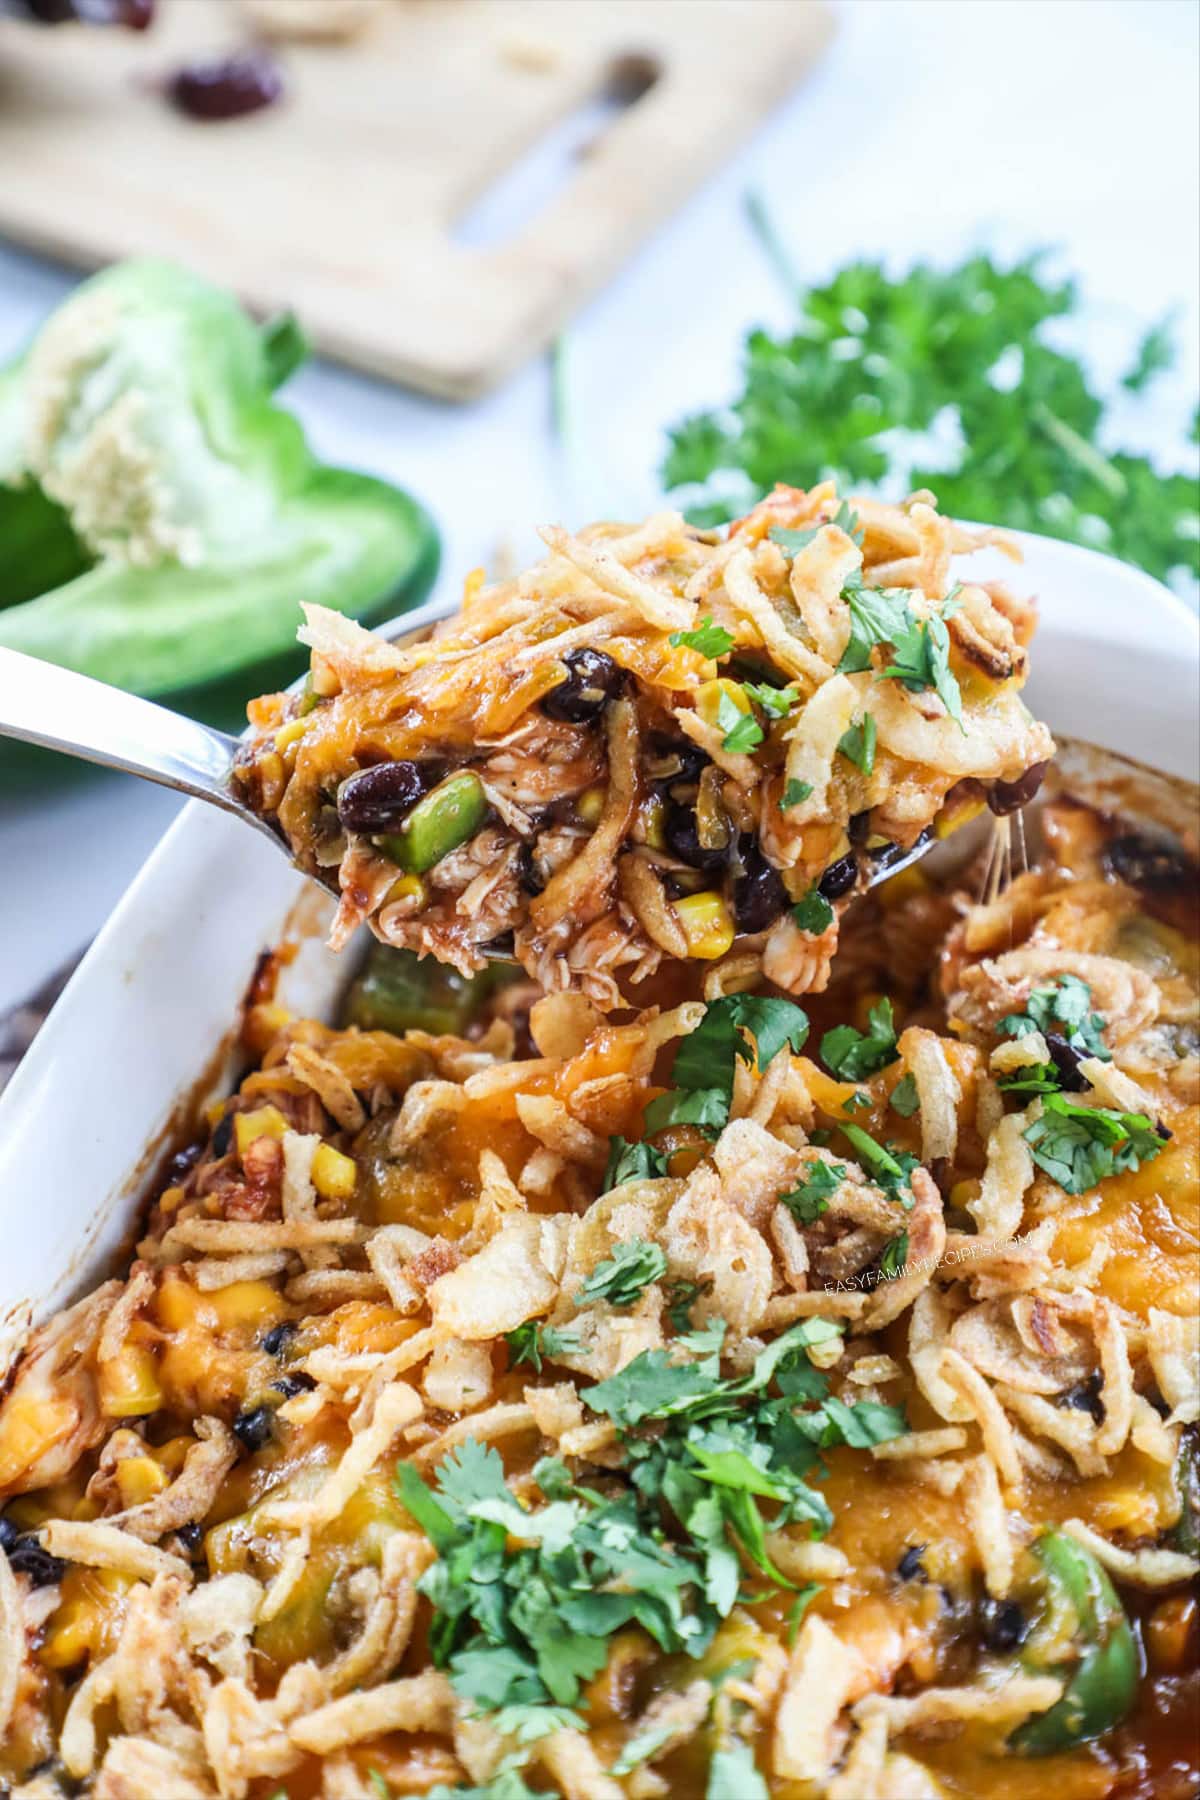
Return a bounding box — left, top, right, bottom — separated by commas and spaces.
0, 533, 1195, 1374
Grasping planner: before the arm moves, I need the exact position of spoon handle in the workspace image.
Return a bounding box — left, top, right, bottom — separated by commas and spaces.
0, 647, 247, 816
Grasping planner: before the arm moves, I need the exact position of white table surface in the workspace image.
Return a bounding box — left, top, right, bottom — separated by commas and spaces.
0, 0, 1197, 1016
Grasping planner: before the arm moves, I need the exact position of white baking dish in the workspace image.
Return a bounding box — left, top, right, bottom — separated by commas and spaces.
0, 535, 1195, 1376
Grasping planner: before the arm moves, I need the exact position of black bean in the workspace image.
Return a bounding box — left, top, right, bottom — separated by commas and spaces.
516, 841, 545, 896
818, 854, 859, 901
337, 761, 427, 834
210, 1112, 234, 1158
848, 810, 873, 847
261, 1320, 297, 1358
271, 1372, 317, 1399
896, 1543, 928, 1582
1103, 832, 1197, 894
980, 1597, 1029, 1653
732, 842, 787, 934
645, 735, 708, 787
663, 803, 728, 874
168, 50, 284, 121
165, 1140, 204, 1185
1044, 1031, 1089, 1092
0, 1515, 18, 1553
176, 1523, 203, 1554
987, 760, 1049, 816
6, 1533, 67, 1588
541, 650, 625, 723
232, 1405, 275, 1453
1059, 1372, 1106, 1424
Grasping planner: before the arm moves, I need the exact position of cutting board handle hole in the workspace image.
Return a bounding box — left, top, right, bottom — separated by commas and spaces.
453, 49, 661, 251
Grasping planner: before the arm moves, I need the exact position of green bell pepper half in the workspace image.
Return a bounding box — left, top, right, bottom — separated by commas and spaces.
1009, 1529, 1139, 1755
0, 260, 438, 698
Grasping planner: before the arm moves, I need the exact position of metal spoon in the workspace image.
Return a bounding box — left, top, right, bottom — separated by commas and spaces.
0, 593, 937, 937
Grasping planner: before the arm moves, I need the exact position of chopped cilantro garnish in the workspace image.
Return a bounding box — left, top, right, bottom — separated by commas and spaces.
840, 1123, 919, 1206
879, 593, 965, 731
401, 1321, 907, 1743
611, 1719, 679, 1775
821, 998, 899, 1081
706, 1739, 769, 1800
1022, 1093, 1166, 1194
779, 1159, 846, 1223
670, 616, 735, 659
741, 679, 798, 720
792, 887, 834, 934
505, 1321, 585, 1373
578, 1239, 667, 1309
842, 1090, 872, 1113
878, 1232, 910, 1279
1000, 975, 1111, 1061
997, 1062, 1064, 1096
666, 1279, 711, 1332
768, 502, 863, 559
889, 1071, 921, 1116
714, 686, 764, 753
836, 584, 914, 677
603, 1136, 669, 1191
648, 994, 810, 1138
779, 778, 813, 811
837, 713, 876, 776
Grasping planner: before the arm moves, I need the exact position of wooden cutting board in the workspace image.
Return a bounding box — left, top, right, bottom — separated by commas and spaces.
0, 0, 832, 398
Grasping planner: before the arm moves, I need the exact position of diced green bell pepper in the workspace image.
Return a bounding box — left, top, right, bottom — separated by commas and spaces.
0, 260, 438, 699
1009, 1529, 1138, 1754
377, 771, 487, 874
341, 941, 521, 1038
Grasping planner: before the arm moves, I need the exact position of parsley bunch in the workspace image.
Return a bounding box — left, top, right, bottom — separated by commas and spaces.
663, 229, 1199, 588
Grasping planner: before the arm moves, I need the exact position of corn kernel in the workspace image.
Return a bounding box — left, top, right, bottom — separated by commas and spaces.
99, 1345, 164, 1419
312, 1143, 358, 1200
243, 1002, 294, 1057
115, 1456, 169, 1508
949, 1178, 981, 1213
383, 873, 428, 909
0, 1392, 77, 1489
158, 1184, 185, 1215
935, 797, 986, 839
205, 1099, 227, 1130
695, 678, 750, 731
42, 1569, 135, 1670
234, 1105, 290, 1156
576, 785, 607, 826
673, 891, 735, 960
274, 716, 310, 756
209, 1281, 285, 1333
877, 864, 929, 909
